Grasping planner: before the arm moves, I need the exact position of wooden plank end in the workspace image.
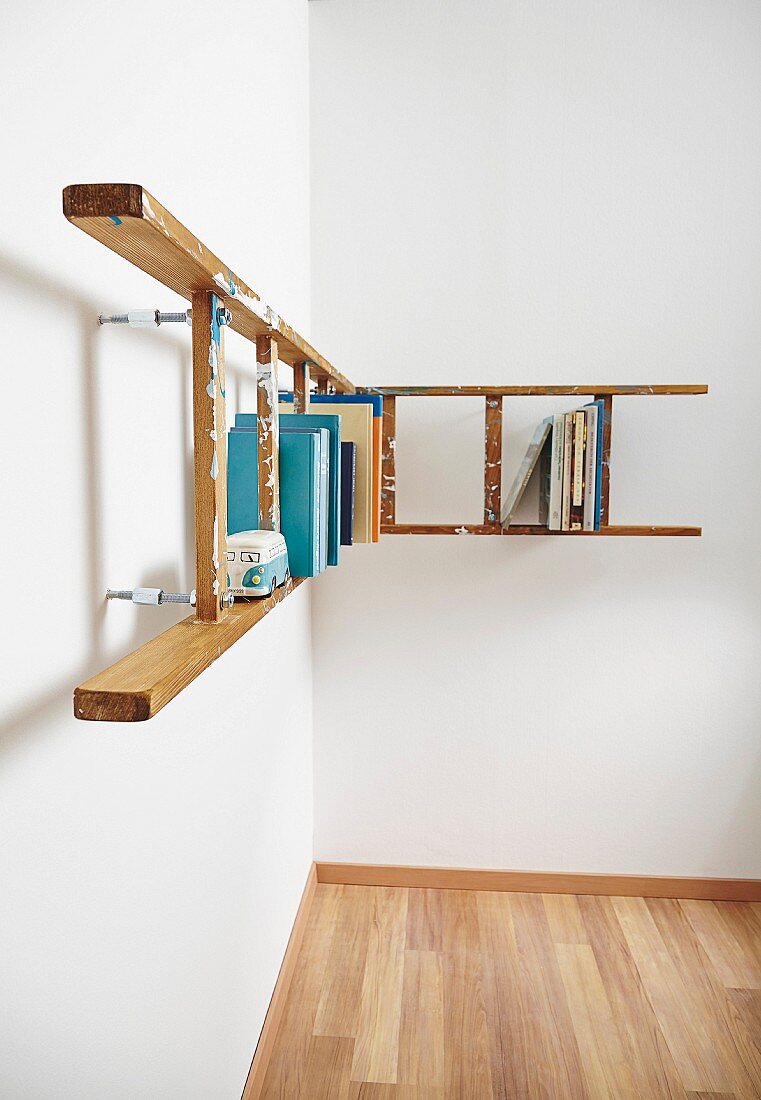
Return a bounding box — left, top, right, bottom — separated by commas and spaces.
63, 183, 145, 222
73, 686, 153, 723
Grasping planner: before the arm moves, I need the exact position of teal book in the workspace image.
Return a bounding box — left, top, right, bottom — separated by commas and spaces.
280, 426, 329, 574
278, 429, 322, 578
237, 411, 341, 567
227, 429, 259, 535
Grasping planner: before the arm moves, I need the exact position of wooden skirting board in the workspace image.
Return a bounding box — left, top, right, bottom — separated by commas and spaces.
241, 864, 318, 1100
315, 862, 761, 902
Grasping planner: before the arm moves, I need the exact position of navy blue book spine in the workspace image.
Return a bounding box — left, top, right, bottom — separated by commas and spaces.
340, 442, 356, 546
592, 399, 605, 530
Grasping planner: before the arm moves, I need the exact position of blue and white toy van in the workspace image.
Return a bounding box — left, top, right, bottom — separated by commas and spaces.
226, 530, 289, 598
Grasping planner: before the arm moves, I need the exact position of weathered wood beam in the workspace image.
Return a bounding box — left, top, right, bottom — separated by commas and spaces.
63, 183, 355, 392
257, 335, 280, 531
484, 396, 502, 526
359, 385, 708, 397
293, 360, 310, 414
381, 524, 702, 536
191, 292, 228, 622
381, 396, 396, 525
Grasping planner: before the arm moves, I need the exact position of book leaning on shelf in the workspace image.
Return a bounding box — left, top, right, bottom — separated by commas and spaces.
501, 419, 552, 528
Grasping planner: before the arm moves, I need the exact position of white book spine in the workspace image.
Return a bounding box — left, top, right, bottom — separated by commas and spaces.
583, 404, 598, 531
548, 416, 564, 530
561, 413, 573, 531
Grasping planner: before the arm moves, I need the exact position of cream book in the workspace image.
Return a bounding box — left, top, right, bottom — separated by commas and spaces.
582, 402, 598, 531
279, 401, 373, 543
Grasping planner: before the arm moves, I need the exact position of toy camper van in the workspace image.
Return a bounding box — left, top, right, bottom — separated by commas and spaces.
226, 530, 290, 598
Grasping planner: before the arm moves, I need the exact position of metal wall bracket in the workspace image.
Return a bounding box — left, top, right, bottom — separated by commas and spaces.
99, 306, 233, 328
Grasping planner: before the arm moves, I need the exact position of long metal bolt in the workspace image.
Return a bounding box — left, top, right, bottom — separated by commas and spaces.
99, 309, 192, 327
99, 306, 232, 328
107, 588, 197, 606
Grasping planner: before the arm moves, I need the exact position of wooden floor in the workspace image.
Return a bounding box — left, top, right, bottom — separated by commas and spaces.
260, 884, 761, 1099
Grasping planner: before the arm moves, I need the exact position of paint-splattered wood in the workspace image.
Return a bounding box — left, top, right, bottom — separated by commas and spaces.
293, 360, 309, 414
192, 292, 228, 622
382, 524, 497, 535
483, 397, 502, 526
381, 396, 396, 524
256, 334, 280, 531
596, 393, 613, 526
62, 183, 355, 393
73, 578, 307, 722
381, 524, 702, 536
359, 385, 708, 397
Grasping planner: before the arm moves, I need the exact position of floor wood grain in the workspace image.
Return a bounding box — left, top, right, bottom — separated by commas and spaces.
260, 885, 761, 1099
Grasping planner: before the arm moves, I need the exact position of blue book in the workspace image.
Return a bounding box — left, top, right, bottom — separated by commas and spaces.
340, 441, 356, 546
237, 411, 342, 567
280, 427, 329, 573
279, 392, 384, 419
227, 429, 259, 534
584, 399, 606, 530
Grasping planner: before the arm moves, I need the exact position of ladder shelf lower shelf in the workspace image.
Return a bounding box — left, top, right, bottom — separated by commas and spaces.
74, 579, 307, 723
381, 524, 702, 536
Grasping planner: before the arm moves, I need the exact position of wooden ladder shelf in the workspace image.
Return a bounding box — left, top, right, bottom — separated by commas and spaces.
361, 385, 707, 538
64, 184, 707, 722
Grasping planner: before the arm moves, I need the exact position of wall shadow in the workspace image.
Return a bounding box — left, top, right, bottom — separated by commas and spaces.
0, 250, 256, 749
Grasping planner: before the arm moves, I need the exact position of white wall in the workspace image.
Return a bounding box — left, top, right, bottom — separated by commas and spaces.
0, 2, 313, 1097
309, 0, 761, 877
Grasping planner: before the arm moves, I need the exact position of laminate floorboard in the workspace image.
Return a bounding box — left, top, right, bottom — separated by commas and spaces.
260, 886, 761, 1099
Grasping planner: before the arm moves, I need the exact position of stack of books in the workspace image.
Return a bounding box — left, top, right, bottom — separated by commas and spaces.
279, 393, 382, 544
226, 393, 382, 579
501, 400, 605, 531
